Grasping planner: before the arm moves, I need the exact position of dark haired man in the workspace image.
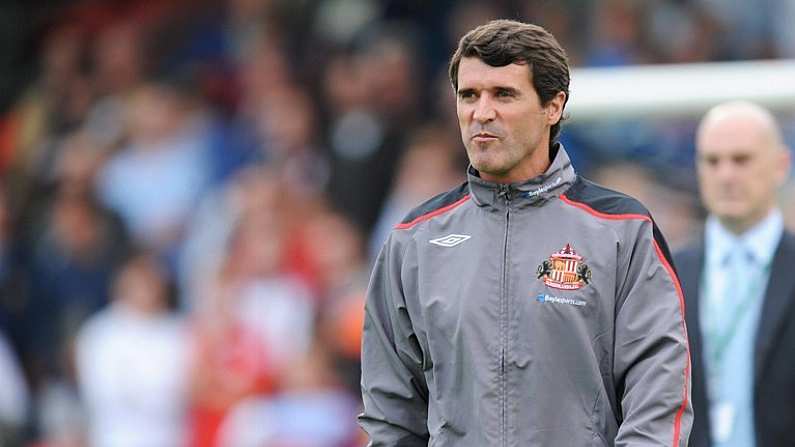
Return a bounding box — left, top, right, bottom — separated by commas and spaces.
360, 20, 692, 446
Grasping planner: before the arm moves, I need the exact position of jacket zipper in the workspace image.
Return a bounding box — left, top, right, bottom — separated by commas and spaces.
498, 184, 512, 447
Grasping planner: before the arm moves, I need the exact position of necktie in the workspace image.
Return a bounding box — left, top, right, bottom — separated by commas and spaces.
708, 244, 761, 445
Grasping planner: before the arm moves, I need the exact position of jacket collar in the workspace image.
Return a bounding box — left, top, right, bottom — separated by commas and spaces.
467, 143, 576, 211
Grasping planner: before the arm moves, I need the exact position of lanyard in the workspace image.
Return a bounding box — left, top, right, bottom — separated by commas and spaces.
702, 260, 770, 368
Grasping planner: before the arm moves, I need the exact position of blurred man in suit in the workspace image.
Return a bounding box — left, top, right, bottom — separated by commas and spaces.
675, 101, 795, 446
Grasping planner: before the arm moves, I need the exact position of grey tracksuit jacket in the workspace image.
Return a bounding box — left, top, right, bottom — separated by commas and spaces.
359, 145, 693, 446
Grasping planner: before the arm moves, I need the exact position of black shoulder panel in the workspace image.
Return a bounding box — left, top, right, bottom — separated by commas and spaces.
565, 176, 678, 273
399, 182, 469, 226
564, 176, 650, 217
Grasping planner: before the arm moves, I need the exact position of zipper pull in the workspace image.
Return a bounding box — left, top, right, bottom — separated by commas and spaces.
503, 185, 513, 206
497, 185, 512, 203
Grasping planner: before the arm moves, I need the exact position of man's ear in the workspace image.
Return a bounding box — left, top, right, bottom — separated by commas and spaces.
545, 91, 567, 125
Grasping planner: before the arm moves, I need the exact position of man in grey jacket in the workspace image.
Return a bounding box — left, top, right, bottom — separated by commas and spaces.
360, 19, 693, 446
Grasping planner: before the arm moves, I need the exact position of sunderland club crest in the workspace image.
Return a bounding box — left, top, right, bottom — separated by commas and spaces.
537, 243, 592, 290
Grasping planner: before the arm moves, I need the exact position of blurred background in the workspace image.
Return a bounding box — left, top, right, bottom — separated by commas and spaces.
0, 0, 794, 446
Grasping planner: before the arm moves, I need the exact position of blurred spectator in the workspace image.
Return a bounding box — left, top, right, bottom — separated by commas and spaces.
2, 25, 95, 212
76, 251, 190, 447
95, 81, 212, 261
178, 165, 285, 309
201, 38, 295, 186
222, 213, 315, 374
324, 26, 421, 233
23, 182, 128, 393
188, 280, 275, 447
258, 86, 330, 197
187, 207, 315, 447
17, 132, 123, 366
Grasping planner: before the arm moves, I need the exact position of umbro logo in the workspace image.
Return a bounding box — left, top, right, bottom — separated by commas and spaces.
429, 234, 471, 247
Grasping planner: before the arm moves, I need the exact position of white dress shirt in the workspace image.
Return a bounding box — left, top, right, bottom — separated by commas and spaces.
701, 209, 783, 447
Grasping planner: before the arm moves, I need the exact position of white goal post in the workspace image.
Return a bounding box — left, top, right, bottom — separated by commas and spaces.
567, 59, 795, 122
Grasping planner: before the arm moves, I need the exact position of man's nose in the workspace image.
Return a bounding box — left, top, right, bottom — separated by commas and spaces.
473, 95, 496, 123
714, 160, 738, 181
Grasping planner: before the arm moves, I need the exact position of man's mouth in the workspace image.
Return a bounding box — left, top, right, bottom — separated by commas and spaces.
472, 132, 498, 141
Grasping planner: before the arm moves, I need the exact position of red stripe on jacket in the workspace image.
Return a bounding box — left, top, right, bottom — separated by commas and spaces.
395, 195, 470, 230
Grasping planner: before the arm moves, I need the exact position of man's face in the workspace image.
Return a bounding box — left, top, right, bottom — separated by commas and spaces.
456, 57, 563, 183
696, 115, 789, 232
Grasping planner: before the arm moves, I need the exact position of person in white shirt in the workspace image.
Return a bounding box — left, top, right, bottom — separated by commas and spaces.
75, 252, 190, 447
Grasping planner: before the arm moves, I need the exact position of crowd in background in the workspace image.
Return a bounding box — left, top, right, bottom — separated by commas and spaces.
0, 0, 794, 446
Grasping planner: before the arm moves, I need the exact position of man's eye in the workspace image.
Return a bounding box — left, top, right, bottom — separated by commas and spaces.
733, 155, 750, 166
496, 89, 515, 98
699, 156, 718, 167
459, 91, 475, 99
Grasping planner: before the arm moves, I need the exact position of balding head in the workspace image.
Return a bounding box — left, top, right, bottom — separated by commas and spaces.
696, 101, 790, 234
697, 100, 785, 152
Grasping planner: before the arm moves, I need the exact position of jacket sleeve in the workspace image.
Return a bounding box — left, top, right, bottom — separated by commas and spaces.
358, 232, 429, 446
613, 220, 693, 447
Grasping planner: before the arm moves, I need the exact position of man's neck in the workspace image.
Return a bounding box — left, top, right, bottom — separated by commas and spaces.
718, 207, 776, 236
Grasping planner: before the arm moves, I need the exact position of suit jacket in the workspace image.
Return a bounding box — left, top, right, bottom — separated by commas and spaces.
674, 231, 795, 447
